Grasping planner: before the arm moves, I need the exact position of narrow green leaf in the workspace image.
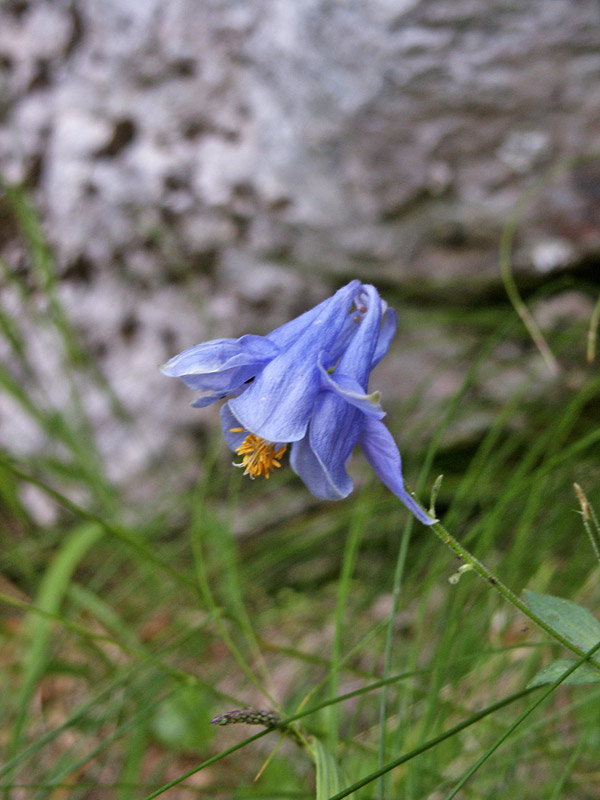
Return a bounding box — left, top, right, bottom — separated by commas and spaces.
523, 590, 600, 652
528, 658, 600, 688
311, 736, 345, 800
8, 523, 103, 771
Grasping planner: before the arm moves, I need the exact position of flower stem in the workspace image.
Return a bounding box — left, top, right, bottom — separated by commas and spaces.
429, 518, 600, 666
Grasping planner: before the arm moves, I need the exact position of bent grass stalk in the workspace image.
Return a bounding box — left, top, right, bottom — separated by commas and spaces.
498, 150, 600, 375
498, 153, 600, 377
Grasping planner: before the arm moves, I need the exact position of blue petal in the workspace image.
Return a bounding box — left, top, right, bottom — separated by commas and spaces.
371, 306, 397, 368
318, 353, 385, 418
290, 434, 353, 500
290, 399, 359, 501
291, 387, 366, 499
229, 282, 361, 442
334, 284, 382, 387
161, 334, 279, 394
327, 288, 396, 368
358, 416, 435, 525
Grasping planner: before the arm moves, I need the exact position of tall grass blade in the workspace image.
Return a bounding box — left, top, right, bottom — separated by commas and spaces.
6, 523, 103, 782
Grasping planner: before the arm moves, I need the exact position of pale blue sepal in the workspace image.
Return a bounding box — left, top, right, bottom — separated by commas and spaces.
161, 334, 279, 393
267, 280, 361, 351
358, 416, 435, 526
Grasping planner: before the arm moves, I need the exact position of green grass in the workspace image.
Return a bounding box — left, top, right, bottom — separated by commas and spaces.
1, 185, 600, 799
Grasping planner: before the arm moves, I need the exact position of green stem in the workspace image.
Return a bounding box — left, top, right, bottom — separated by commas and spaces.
429, 519, 600, 666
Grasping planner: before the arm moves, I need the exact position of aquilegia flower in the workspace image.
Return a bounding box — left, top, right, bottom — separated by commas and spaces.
162, 280, 434, 525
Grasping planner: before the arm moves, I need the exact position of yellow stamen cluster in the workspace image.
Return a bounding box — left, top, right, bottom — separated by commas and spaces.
231, 431, 287, 479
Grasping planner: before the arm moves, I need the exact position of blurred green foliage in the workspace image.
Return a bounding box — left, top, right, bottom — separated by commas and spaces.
0, 184, 599, 798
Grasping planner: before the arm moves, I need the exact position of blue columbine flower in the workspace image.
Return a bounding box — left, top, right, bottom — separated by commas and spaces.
162, 281, 434, 525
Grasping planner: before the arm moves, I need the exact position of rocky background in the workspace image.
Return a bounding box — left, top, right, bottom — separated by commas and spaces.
0, 0, 599, 509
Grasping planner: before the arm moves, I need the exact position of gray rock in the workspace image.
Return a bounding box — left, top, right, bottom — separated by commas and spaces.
1, 0, 598, 509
